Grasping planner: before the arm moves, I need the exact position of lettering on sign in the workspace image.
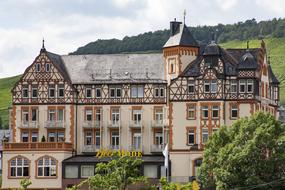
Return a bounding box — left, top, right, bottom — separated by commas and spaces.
96, 149, 142, 158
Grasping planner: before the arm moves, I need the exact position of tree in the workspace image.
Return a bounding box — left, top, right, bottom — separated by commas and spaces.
199, 112, 285, 190
67, 153, 146, 190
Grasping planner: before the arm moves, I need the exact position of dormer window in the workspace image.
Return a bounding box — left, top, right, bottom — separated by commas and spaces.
46, 63, 50, 72
35, 63, 41, 72
204, 56, 219, 67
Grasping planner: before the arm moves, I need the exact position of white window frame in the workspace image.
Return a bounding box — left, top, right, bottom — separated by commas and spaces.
111, 131, 120, 148
133, 110, 142, 125
86, 109, 93, 121
247, 79, 253, 93
188, 129, 195, 145
86, 88, 92, 98
204, 81, 210, 93
230, 81, 237, 93
133, 132, 142, 149
210, 80, 217, 93
85, 131, 92, 145
155, 132, 163, 145
231, 105, 238, 119
187, 105, 195, 119
212, 105, 219, 119
45, 63, 50, 72
48, 109, 56, 121
22, 88, 29, 98
95, 88, 101, 98
188, 81, 195, 94
49, 87, 55, 98
202, 106, 209, 119
95, 131, 100, 147
239, 79, 246, 93
37, 157, 57, 177
32, 88, 38, 98
111, 109, 120, 125
58, 86, 64, 98
132, 85, 144, 98
35, 63, 41, 72
10, 157, 29, 177
202, 128, 209, 144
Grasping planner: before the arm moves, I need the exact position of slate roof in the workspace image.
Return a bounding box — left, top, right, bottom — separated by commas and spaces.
63, 155, 164, 163
45, 53, 166, 84
163, 23, 198, 48
268, 64, 279, 84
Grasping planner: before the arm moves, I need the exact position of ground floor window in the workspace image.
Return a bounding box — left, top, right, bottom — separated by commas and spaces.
144, 165, 158, 178
193, 158, 202, 176
37, 156, 57, 177
81, 165, 95, 178
65, 165, 78, 178
10, 156, 29, 177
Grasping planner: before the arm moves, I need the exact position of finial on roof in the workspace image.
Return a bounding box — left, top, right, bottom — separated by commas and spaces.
41, 38, 46, 52
247, 41, 249, 50
211, 31, 215, 43
183, 9, 186, 23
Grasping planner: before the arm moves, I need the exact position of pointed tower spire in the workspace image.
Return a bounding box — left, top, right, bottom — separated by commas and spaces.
41, 38, 46, 53
183, 9, 186, 24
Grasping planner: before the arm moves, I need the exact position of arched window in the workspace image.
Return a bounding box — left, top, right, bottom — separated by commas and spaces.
37, 156, 57, 177
9, 156, 30, 177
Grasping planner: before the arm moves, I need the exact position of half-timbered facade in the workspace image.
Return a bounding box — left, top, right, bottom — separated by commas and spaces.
2, 18, 280, 189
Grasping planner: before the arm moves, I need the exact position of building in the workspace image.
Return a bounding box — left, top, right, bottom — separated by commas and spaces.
0, 130, 10, 176
2, 18, 279, 189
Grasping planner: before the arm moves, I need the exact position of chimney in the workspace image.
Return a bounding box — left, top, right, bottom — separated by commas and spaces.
170, 18, 182, 36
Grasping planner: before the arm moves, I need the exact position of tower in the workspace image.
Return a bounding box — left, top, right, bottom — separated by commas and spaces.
163, 17, 199, 83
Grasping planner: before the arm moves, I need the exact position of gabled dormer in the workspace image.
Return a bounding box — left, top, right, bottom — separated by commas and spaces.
163, 18, 199, 83
12, 41, 75, 104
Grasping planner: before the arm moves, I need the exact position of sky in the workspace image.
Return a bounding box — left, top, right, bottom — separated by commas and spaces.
0, 0, 285, 78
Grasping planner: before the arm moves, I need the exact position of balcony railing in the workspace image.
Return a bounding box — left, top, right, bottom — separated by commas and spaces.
150, 144, 164, 152
108, 121, 121, 128
82, 145, 101, 153
151, 120, 164, 128
82, 120, 101, 128
3, 142, 73, 151
19, 121, 39, 128
129, 120, 142, 128
45, 121, 66, 128
109, 145, 120, 150
128, 145, 142, 151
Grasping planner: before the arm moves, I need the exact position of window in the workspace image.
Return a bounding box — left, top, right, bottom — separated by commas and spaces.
49, 87, 55, 98
48, 109, 56, 121
170, 63, 174, 73
247, 79, 253, 93
95, 109, 101, 122
10, 157, 29, 177
188, 81, 195, 94
81, 165, 94, 178
95, 131, 100, 147
22, 88, 29, 98
65, 165, 78, 178
35, 63, 41, 72
37, 156, 57, 177
133, 110, 142, 125
188, 129, 195, 145
211, 80, 217, 93
109, 87, 122, 98
131, 85, 144, 98
86, 109, 93, 121
96, 88, 101, 98
57, 132, 65, 142
204, 56, 218, 67
86, 88, 92, 98
21, 132, 29, 142
204, 81, 210, 93
58, 85, 64, 98
111, 131, 120, 149
31, 109, 37, 121
48, 132, 55, 142
154, 86, 164, 98
187, 104, 195, 119
212, 106, 219, 119
144, 165, 158, 178
230, 81, 237, 93
154, 108, 163, 124
31, 132, 38, 142
45, 63, 50, 72
239, 79, 246, 93
155, 132, 163, 145
32, 88, 38, 98
133, 132, 141, 149
202, 106, 209, 119
111, 108, 120, 126
58, 109, 64, 121
22, 110, 29, 124
85, 131, 92, 145
202, 128, 208, 143
230, 104, 238, 119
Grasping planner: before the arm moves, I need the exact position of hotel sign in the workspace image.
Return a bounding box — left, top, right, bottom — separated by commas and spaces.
96, 149, 142, 158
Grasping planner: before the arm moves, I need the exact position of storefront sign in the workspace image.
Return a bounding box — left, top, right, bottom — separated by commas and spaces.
96, 149, 142, 158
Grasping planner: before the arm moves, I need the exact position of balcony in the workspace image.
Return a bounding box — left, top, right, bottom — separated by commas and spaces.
45, 121, 66, 128
150, 144, 164, 153
108, 121, 121, 128
129, 120, 142, 128
82, 145, 101, 153
82, 120, 101, 128
3, 142, 73, 151
128, 145, 142, 151
151, 120, 164, 128
19, 121, 39, 129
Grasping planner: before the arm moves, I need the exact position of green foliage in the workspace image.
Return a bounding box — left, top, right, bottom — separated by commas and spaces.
0, 75, 21, 128
41, 135, 46, 142
199, 112, 285, 190
160, 177, 193, 190
67, 153, 145, 190
19, 179, 32, 190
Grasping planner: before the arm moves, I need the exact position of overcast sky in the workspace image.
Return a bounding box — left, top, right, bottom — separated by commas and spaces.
0, 0, 285, 78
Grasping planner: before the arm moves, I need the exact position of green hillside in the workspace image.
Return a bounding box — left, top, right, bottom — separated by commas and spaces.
220, 37, 285, 105
0, 75, 21, 128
